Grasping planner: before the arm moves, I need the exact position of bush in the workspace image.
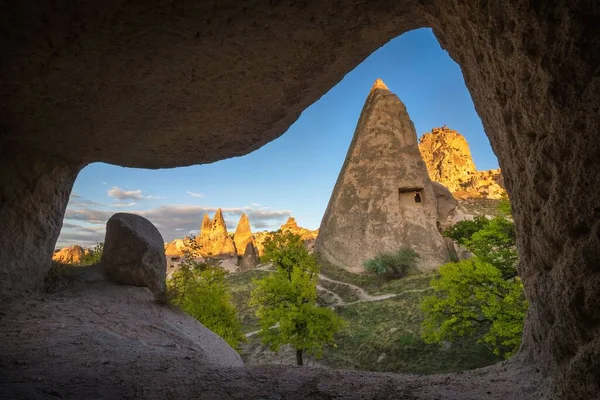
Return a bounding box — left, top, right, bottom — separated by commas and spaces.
421, 258, 527, 358
81, 242, 104, 265
167, 261, 245, 349
363, 247, 419, 280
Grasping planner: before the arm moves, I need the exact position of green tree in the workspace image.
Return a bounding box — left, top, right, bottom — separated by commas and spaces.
168, 261, 245, 349
250, 231, 345, 365
81, 242, 104, 265
424, 203, 527, 359
444, 216, 490, 245
363, 247, 419, 282
421, 258, 528, 358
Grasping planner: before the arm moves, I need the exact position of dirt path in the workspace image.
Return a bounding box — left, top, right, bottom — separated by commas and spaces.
318, 274, 394, 302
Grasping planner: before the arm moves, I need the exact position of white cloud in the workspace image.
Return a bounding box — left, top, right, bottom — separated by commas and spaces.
111, 202, 137, 207
59, 201, 292, 246
186, 191, 205, 198
108, 186, 143, 201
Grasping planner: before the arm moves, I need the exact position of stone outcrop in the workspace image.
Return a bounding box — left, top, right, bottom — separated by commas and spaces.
1, 2, 599, 397
419, 126, 505, 199
52, 245, 87, 264
164, 239, 186, 257
196, 209, 236, 257
102, 213, 167, 294
315, 80, 450, 273
240, 242, 259, 271
431, 182, 459, 232
233, 213, 254, 256
280, 217, 319, 241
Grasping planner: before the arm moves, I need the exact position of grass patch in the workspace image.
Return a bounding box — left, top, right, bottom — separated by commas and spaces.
319, 279, 361, 303
373, 274, 434, 295
227, 269, 271, 333
316, 255, 377, 289
322, 290, 501, 374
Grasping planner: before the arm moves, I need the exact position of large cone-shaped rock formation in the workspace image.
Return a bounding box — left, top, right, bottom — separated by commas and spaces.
196, 209, 236, 257
419, 126, 505, 199
233, 213, 254, 256
315, 80, 450, 273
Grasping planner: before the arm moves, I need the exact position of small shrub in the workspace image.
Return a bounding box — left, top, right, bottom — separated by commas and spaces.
81, 242, 104, 265
363, 247, 420, 281
167, 261, 245, 349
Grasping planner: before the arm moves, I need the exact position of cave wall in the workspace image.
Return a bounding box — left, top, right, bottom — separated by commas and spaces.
426, 2, 600, 396
0, 145, 81, 297
1, 0, 599, 396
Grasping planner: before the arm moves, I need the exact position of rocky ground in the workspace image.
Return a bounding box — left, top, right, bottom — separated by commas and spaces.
0, 263, 550, 399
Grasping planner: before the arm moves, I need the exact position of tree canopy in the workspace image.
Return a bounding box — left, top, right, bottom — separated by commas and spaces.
251, 231, 345, 365
421, 203, 527, 358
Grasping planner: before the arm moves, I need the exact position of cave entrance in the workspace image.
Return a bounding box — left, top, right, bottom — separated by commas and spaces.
398, 187, 425, 207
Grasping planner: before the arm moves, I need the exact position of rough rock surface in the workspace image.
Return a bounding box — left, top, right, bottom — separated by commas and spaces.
0, 266, 547, 399
315, 80, 449, 273
102, 213, 167, 294
431, 182, 459, 232
164, 238, 186, 257
233, 213, 254, 256
1, 1, 600, 396
52, 245, 87, 264
196, 209, 237, 257
280, 217, 319, 241
419, 126, 506, 199
0, 148, 81, 299
240, 242, 259, 272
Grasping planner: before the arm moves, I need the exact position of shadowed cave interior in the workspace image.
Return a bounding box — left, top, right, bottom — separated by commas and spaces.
1, 1, 599, 398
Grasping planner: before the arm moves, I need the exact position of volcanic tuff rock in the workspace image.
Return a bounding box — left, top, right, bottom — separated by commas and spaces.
196, 209, 237, 257
418, 126, 505, 199
102, 213, 167, 294
1, 2, 598, 397
233, 213, 255, 256
240, 242, 260, 271
315, 79, 450, 273
52, 245, 88, 264
280, 217, 319, 241
164, 239, 186, 257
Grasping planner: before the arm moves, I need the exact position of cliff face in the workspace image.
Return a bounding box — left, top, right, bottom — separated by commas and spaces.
418, 126, 505, 199
196, 209, 236, 257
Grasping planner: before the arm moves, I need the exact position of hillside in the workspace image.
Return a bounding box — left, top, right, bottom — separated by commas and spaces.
228, 258, 501, 373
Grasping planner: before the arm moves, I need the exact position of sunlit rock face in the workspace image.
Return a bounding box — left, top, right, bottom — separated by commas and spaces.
196, 209, 237, 257
233, 213, 255, 257
419, 126, 506, 199
315, 80, 450, 273
52, 245, 88, 265
1, 0, 599, 397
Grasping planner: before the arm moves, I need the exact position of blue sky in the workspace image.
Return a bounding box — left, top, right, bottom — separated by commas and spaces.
58, 28, 498, 248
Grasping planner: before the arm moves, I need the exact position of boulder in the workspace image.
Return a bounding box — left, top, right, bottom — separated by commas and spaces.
102, 213, 166, 294
431, 182, 458, 232
240, 242, 259, 271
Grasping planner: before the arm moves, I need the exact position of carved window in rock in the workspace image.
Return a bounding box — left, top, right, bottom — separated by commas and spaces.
398, 187, 425, 208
